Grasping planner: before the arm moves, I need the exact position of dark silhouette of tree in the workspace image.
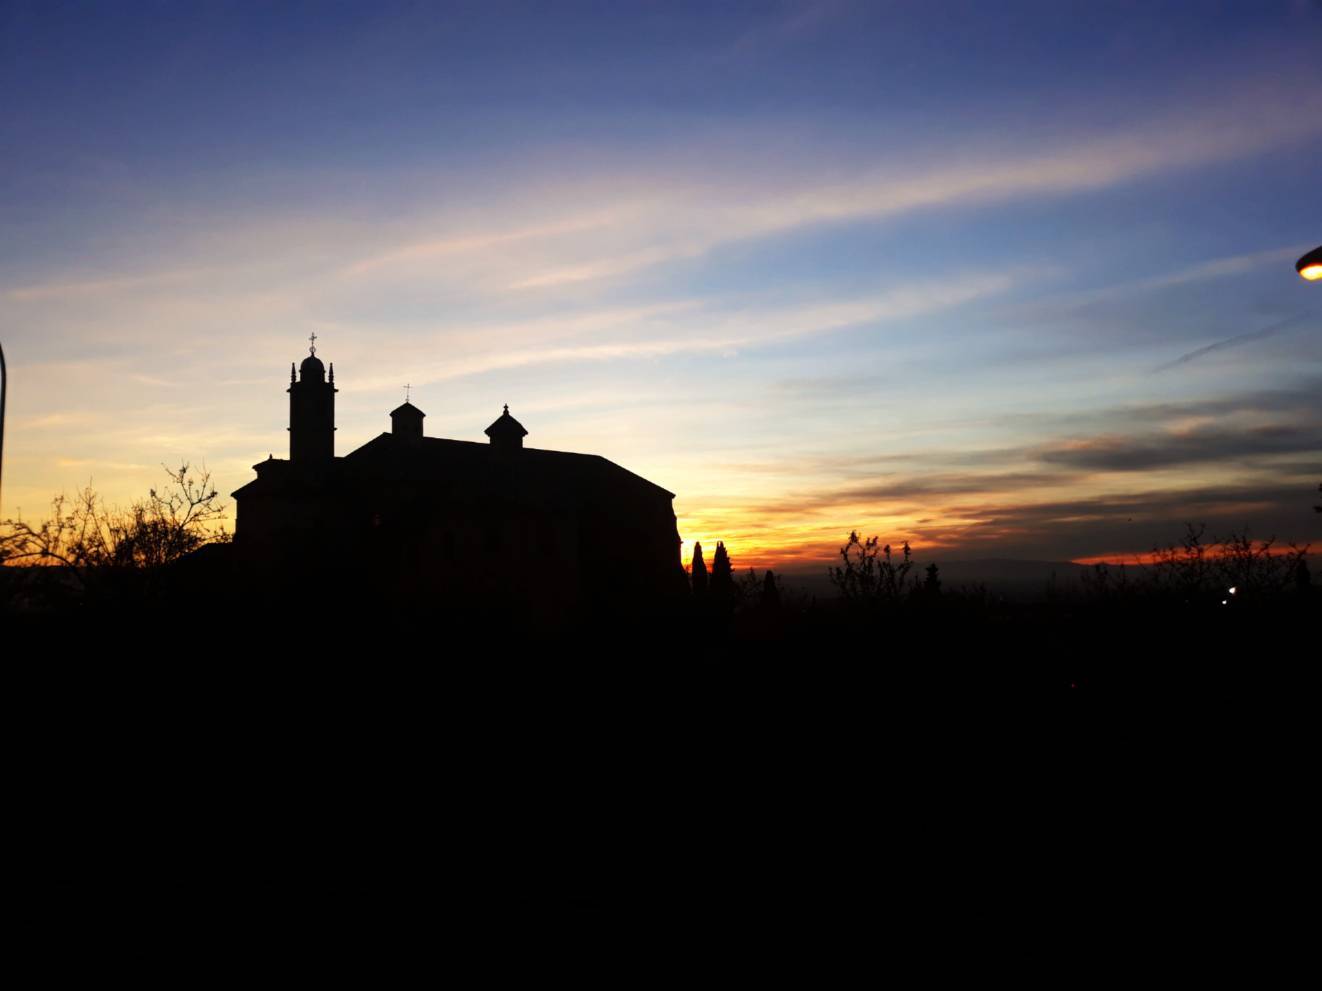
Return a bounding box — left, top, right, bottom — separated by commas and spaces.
1148, 523, 1308, 602
1294, 556, 1312, 597
828, 531, 915, 604
1148, 523, 1210, 601
690, 541, 708, 597
922, 562, 941, 599
710, 541, 733, 606
1212, 530, 1309, 601
734, 566, 760, 607
1081, 560, 1132, 602
760, 569, 781, 610
0, 462, 229, 600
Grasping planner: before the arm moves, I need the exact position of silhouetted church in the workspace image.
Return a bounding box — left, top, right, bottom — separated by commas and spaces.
231, 341, 685, 617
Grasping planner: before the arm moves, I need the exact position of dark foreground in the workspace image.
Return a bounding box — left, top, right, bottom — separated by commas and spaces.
7, 576, 1316, 924
0, 524, 1309, 932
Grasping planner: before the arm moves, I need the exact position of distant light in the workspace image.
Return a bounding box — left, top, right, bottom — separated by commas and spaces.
1298, 245, 1322, 280
1221, 600, 1228, 605
1228, 586, 1237, 595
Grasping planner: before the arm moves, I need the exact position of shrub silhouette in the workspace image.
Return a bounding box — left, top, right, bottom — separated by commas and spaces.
1148, 523, 1309, 603
0, 462, 228, 604
828, 531, 916, 604
922, 562, 941, 599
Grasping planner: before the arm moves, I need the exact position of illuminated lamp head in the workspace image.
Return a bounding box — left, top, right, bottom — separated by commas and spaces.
1298, 245, 1322, 282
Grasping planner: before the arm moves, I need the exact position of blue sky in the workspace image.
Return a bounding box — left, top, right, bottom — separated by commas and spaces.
2, 0, 1320, 567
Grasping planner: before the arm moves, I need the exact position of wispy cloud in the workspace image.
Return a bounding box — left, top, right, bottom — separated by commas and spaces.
724, 0, 852, 59
8, 69, 1318, 311
1011, 246, 1312, 324
341, 212, 624, 277
686, 475, 1322, 571
3, 268, 209, 302
1037, 423, 1322, 471
1152, 311, 1316, 372
1129, 247, 1307, 294
345, 269, 1024, 388
321, 78, 1322, 295
673, 379, 1322, 568
505, 245, 694, 290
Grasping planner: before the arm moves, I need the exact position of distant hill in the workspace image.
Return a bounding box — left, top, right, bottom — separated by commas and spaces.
933, 558, 1095, 585
775, 550, 1317, 601
777, 558, 1135, 601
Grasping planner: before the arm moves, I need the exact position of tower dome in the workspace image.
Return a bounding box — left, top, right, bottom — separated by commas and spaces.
300, 354, 326, 382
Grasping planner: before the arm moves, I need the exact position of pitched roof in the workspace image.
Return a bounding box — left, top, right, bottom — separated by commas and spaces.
484, 406, 528, 440
348, 432, 674, 500
233, 432, 674, 503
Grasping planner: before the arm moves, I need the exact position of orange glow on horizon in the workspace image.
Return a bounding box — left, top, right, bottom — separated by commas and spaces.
1073, 545, 1312, 568
676, 509, 967, 574
1072, 550, 1172, 567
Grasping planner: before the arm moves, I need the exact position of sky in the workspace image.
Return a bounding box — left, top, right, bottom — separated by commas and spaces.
2, 0, 1320, 572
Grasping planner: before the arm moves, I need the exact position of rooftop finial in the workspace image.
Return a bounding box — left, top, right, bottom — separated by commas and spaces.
503, 403, 509, 415
405, 383, 411, 403
308, 331, 318, 357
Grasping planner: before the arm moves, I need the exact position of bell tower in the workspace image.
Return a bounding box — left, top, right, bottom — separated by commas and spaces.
289, 333, 336, 464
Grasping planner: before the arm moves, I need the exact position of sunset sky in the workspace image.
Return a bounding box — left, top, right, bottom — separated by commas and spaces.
2, 1, 1320, 571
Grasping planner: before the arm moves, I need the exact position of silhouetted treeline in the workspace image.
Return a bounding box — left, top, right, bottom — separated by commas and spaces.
4, 469, 1317, 695
5, 519, 1316, 644
669, 525, 1317, 690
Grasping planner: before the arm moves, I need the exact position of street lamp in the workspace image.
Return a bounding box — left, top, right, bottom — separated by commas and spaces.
1298, 245, 1322, 281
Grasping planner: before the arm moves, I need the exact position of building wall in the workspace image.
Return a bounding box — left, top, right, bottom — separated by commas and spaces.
233, 463, 684, 620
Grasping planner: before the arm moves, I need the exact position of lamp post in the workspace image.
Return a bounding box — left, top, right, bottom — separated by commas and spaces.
1298, 249, 1322, 517
1298, 245, 1322, 282
0, 339, 6, 516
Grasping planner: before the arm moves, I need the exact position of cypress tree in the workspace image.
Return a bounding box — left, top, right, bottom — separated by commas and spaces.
690, 542, 708, 597
710, 541, 733, 603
